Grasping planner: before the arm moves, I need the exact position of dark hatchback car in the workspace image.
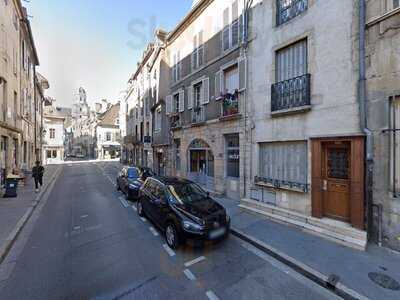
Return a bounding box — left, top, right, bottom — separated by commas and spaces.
116, 166, 154, 200
137, 176, 230, 249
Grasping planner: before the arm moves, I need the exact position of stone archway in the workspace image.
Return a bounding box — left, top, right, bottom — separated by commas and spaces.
187, 139, 215, 190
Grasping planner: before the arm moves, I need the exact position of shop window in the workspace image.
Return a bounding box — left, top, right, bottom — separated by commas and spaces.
226, 134, 240, 178
394, 0, 399, 9
389, 95, 400, 197
258, 141, 308, 192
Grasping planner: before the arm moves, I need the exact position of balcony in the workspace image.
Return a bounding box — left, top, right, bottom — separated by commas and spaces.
220, 91, 241, 121
276, 0, 308, 26
170, 115, 182, 130
271, 73, 311, 115
191, 106, 205, 125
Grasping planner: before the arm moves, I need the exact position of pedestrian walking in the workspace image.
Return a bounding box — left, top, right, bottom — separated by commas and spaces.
32, 161, 44, 192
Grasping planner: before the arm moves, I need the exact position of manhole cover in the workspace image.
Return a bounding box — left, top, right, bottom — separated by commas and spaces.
368, 272, 400, 290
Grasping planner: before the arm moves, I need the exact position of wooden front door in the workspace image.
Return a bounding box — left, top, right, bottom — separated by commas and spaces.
322, 142, 351, 221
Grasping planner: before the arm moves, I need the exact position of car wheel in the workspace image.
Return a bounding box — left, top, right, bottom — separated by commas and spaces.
137, 200, 145, 217
165, 223, 180, 249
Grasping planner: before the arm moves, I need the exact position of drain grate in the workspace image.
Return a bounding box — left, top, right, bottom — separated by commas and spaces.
368, 272, 400, 291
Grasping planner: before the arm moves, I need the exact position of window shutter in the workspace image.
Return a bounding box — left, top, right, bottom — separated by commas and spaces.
166, 95, 172, 115
215, 71, 222, 100
179, 90, 185, 112
202, 77, 210, 104
238, 56, 247, 91
188, 86, 193, 109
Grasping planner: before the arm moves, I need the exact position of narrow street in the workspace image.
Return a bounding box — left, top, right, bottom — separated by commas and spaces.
0, 162, 338, 300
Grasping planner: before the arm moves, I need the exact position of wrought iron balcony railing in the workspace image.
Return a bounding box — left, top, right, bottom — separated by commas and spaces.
271, 73, 311, 112
192, 106, 205, 124
276, 0, 308, 26
143, 136, 151, 144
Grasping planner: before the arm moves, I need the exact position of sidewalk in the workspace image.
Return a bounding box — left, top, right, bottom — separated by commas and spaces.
216, 196, 400, 300
0, 165, 59, 262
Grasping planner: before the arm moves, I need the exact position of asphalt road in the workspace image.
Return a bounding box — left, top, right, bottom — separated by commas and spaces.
0, 162, 340, 300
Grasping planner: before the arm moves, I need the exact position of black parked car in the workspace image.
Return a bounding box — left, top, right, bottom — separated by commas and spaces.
116, 166, 154, 200
137, 176, 230, 249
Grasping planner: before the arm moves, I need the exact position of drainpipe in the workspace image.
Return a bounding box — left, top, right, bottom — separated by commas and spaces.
242, 0, 253, 199
33, 66, 37, 162
358, 0, 375, 241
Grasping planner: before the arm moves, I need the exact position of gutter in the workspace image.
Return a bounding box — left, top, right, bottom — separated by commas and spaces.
358, 0, 374, 239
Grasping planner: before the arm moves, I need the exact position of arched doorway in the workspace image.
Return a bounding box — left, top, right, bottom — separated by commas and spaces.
187, 139, 214, 190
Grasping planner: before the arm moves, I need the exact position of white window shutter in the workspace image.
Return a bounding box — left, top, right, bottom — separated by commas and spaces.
203, 78, 210, 104
166, 95, 172, 115
179, 90, 185, 112
238, 56, 247, 91
215, 71, 222, 99
188, 86, 193, 109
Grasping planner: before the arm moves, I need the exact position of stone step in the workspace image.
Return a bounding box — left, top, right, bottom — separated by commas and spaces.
240, 199, 367, 251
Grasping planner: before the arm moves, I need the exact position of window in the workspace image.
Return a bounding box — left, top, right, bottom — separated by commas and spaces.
226, 134, 239, 178
13, 91, 17, 125
258, 141, 308, 192
115, 118, 120, 125
0, 78, 7, 122
49, 128, 55, 139
276, 39, 307, 82
193, 82, 202, 108
175, 139, 181, 170
154, 107, 161, 132
224, 65, 239, 94
172, 51, 181, 82
106, 132, 112, 141
222, 1, 240, 52
192, 31, 204, 70
173, 93, 180, 113
272, 39, 310, 112
390, 96, 400, 196
276, 0, 308, 26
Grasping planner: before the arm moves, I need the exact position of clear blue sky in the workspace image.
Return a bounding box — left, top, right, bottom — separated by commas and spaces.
25, 0, 192, 107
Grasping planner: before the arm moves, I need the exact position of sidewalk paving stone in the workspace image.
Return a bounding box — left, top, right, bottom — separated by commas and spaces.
215, 196, 400, 300
0, 165, 59, 255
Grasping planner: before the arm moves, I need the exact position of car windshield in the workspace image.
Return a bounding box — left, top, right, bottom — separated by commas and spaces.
168, 182, 208, 204
127, 168, 139, 179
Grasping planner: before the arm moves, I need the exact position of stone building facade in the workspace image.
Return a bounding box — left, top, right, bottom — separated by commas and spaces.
240, 0, 367, 249
122, 44, 155, 169
165, 0, 247, 199
0, 0, 45, 182
366, 0, 400, 250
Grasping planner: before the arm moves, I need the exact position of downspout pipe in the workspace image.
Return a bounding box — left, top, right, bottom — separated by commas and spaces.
358, 0, 375, 239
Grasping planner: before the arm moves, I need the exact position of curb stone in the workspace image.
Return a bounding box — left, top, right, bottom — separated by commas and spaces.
230, 227, 370, 300
0, 166, 62, 264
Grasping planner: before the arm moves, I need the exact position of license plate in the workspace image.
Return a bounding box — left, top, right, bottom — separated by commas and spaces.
209, 227, 226, 239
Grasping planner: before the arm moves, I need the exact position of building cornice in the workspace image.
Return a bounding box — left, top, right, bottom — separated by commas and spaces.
167, 0, 213, 44
366, 7, 400, 27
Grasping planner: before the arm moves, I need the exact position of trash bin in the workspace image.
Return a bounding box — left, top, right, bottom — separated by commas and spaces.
4, 177, 18, 198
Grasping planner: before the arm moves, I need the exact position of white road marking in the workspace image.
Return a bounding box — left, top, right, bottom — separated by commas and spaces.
183, 269, 196, 281
131, 205, 137, 212
140, 217, 147, 222
162, 244, 176, 257
81, 215, 89, 219
184, 256, 206, 267
119, 198, 129, 208
85, 224, 102, 232
206, 290, 219, 300
73, 226, 81, 231
149, 226, 159, 236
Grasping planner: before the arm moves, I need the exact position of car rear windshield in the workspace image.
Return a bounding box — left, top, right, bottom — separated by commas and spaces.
168, 183, 207, 204
127, 168, 139, 178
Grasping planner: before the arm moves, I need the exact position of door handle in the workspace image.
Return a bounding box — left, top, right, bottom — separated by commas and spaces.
322, 180, 327, 191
